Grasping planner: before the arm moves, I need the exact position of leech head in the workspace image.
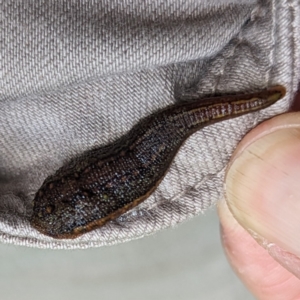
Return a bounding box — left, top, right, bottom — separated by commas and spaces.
205, 85, 286, 121
228, 85, 286, 116
267, 85, 286, 102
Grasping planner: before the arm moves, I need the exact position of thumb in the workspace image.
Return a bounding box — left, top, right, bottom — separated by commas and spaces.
225, 112, 300, 278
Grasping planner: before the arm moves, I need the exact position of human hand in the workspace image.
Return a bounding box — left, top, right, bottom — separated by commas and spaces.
218, 90, 300, 299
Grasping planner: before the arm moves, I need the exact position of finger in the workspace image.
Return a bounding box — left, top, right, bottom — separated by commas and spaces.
218, 199, 300, 300
218, 112, 300, 298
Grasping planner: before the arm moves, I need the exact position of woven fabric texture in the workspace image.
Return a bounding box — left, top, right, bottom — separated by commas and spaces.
0, 0, 299, 249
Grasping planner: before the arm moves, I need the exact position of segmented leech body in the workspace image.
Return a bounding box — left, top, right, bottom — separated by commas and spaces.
30, 85, 286, 239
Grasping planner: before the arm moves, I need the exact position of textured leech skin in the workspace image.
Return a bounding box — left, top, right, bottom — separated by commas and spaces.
30, 85, 286, 239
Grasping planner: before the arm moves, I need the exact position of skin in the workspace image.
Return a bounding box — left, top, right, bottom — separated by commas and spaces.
219, 90, 300, 299
30, 86, 285, 239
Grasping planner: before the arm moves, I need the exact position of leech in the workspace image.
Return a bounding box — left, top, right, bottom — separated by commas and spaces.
30, 85, 286, 239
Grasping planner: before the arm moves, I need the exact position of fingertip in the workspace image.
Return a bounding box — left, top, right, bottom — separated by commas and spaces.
225, 112, 300, 262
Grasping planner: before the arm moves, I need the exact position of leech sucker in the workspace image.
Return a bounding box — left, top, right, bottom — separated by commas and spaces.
30, 85, 286, 239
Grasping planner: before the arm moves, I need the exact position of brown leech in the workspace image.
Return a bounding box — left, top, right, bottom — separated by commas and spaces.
30, 85, 286, 239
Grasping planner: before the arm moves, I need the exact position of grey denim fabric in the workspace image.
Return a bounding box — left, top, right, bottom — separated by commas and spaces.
0, 0, 299, 249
